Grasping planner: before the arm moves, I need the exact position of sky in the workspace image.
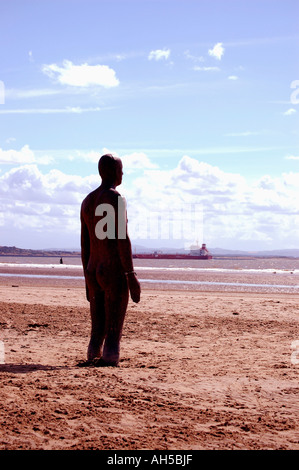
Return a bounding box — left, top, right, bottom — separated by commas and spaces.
0, 0, 298, 252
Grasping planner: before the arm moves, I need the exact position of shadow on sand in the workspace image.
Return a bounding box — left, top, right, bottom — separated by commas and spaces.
0, 363, 68, 374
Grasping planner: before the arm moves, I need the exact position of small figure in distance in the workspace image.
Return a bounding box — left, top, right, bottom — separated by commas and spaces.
80, 153, 141, 367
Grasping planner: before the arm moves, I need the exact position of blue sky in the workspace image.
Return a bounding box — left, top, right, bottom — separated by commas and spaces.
0, 0, 298, 251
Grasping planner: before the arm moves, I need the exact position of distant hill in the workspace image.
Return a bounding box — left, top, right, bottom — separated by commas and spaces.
132, 245, 299, 258
209, 247, 299, 258
0, 246, 80, 257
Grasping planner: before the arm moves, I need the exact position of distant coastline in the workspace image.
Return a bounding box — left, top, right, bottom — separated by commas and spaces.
0, 246, 80, 258
0, 245, 298, 260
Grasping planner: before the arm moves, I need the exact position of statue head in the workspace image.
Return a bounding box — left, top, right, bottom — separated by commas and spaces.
98, 153, 123, 186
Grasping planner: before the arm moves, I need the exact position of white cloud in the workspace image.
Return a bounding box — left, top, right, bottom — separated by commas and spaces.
0, 145, 35, 164
0, 165, 99, 247
0, 145, 53, 165
74, 149, 158, 172
42, 60, 119, 87
0, 107, 103, 115
167, 155, 245, 198
224, 131, 261, 137
125, 155, 299, 249
0, 164, 97, 206
208, 42, 225, 60
0, 165, 98, 248
6, 88, 64, 99
184, 50, 205, 62
35, 154, 55, 165
148, 49, 171, 61
285, 155, 299, 160
5, 137, 16, 144
228, 75, 238, 80
121, 152, 158, 171
74, 149, 100, 163
283, 108, 296, 115
193, 66, 220, 72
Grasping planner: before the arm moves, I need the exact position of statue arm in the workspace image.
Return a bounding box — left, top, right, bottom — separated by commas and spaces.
115, 195, 134, 272
118, 236, 141, 303
115, 196, 140, 303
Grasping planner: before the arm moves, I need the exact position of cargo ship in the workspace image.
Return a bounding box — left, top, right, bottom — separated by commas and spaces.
133, 243, 212, 260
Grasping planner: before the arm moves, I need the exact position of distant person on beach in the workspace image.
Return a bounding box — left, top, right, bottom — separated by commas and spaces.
80, 154, 141, 367
60, 257, 63, 264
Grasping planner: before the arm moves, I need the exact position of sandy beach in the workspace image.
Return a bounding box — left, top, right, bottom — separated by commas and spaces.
0, 265, 298, 450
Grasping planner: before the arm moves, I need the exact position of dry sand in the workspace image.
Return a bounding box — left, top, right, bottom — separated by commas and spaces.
0, 273, 298, 450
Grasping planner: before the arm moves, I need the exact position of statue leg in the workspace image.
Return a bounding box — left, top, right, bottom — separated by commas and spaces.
102, 277, 129, 366
87, 285, 106, 361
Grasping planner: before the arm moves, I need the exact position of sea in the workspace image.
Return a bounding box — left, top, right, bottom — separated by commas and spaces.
0, 255, 298, 294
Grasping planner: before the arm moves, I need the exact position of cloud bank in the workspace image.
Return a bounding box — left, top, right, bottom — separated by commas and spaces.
0, 153, 298, 250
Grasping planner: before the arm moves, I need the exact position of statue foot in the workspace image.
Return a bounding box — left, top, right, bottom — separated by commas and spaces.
76, 359, 95, 367
76, 357, 119, 367
93, 357, 119, 367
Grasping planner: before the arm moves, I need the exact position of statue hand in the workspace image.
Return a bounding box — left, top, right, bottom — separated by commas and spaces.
85, 284, 90, 302
127, 273, 141, 303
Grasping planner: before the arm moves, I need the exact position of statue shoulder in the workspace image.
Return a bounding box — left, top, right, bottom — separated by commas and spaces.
81, 188, 98, 214
103, 188, 121, 205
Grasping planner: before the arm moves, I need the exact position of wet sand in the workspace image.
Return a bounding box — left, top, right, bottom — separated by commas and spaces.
0, 269, 298, 450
